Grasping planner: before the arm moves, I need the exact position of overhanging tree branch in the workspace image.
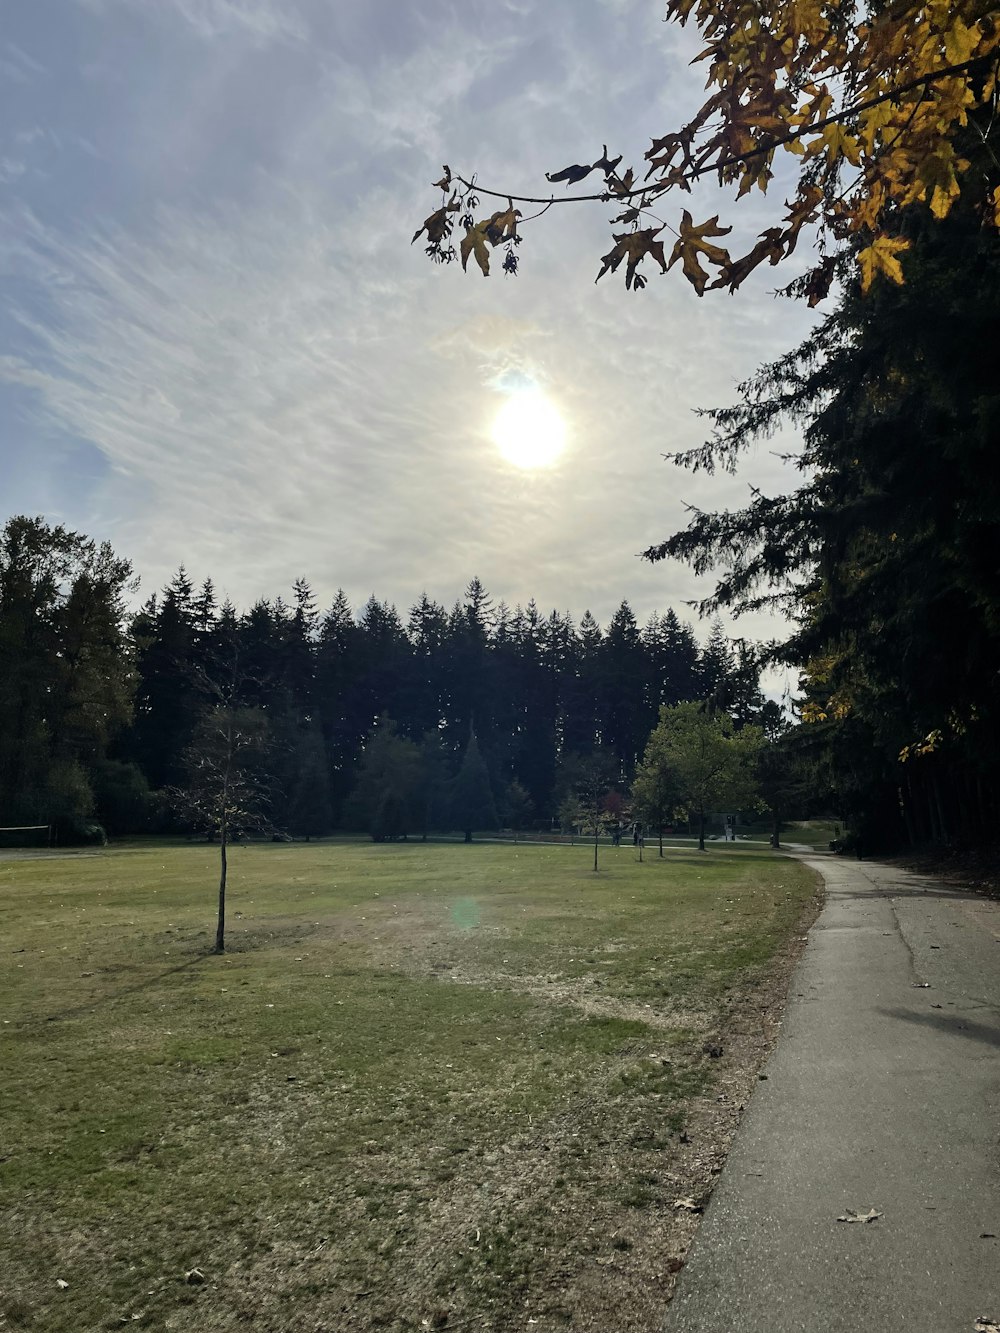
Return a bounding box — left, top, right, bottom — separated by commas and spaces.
415, 1, 1000, 300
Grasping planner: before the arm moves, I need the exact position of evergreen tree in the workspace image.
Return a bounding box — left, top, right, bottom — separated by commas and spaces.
697, 618, 735, 703
0, 517, 135, 830
131, 569, 200, 790
562, 609, 602, 755
658, 610, 700, 706
500, 778, 534, 836
450, 730, 498, 843
404, 593, 450, 737
286, 723, 333, 839
193, 578, 217, 635
647, 170, 1000, 849
599, 600, 645, 775
415, 730, 451, 839
356, 597, 412, 733
316, 590, 364, 821
342, 716, 422, 838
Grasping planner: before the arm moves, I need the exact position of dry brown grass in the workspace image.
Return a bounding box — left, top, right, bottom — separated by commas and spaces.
0, 838, 820, 1332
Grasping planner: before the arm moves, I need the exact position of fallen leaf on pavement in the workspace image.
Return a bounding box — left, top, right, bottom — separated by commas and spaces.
673, 1197, 702, 1212
974, 1319, 1000, 1332
837, 1208, 882, 1224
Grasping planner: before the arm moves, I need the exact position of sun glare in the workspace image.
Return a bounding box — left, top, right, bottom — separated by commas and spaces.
491, 389, 567, 470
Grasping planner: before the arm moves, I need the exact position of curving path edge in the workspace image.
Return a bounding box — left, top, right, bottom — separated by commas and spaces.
664, 850, 1000, 1332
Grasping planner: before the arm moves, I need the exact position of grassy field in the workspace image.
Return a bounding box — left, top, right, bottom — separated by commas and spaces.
1, 838, 819, 1333
779, 820, 842, 849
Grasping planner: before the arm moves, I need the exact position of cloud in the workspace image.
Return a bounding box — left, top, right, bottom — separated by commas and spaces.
74, 0, 306, 43
2, 0, 820, 664
0, 159, 28, 184
0, 42, 47, 83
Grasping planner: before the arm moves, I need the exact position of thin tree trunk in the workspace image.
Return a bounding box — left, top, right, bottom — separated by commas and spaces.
981, 778, 997, 837
922, 776, 936, 842
593, 825, 599, 872
930, 772, 949, 843
659, 825, 664, 858
901, 779, 917, 847
698, 808, 706, 852
922, 773, 949, 842
215, 816, 228, 953
464, 829, 472, 844
772, 811, 781, 848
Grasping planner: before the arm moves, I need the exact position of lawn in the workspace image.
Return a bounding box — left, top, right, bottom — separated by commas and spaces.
0, 838, 819, 1333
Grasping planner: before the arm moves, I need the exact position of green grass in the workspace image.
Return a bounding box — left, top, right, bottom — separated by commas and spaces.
779, 819, 842, 849
0, 837, 817, 1333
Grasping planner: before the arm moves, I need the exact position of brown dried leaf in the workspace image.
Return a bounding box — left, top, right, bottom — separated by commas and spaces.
711, 228, 786, 291
545, 163, 595, 186
596, 227, 668, 289
411, 195, 460, 246
484, 206, 521, 246
607, 167, 636, 198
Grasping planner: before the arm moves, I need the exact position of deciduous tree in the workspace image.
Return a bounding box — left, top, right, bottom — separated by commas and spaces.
416, 2, 999, 300
642, 703, 762, 850
174, 705, 273, 953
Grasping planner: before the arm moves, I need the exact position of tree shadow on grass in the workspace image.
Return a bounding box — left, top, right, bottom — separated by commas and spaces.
28, 953, 210, 1029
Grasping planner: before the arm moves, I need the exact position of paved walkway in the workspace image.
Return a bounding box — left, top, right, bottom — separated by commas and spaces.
665, 851, 1000, 1333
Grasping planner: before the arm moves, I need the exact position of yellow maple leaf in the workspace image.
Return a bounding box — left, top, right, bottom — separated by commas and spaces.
857, 97, 896, 152
944, 15, 979, 66
992, 184, 1000, 226
857, 234, 910, 291
819, 122, 862, 166
930, 179, 960, 219
460, 222, 492, 277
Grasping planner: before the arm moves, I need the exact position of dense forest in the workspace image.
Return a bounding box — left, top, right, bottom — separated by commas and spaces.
649, 162, 1000, 854
13, 160, 999, 861
0, 514, 775, 843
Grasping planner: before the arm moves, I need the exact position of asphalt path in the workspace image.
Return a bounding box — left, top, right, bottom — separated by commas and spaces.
664, 850, 1000, 1333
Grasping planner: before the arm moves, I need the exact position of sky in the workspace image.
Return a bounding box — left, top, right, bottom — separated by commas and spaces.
0, 0, 821, 652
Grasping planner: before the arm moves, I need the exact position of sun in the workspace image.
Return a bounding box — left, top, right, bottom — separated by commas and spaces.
490, 388, 567, 469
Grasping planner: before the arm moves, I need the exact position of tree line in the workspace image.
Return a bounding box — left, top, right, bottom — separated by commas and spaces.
0, 516, 779, 844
